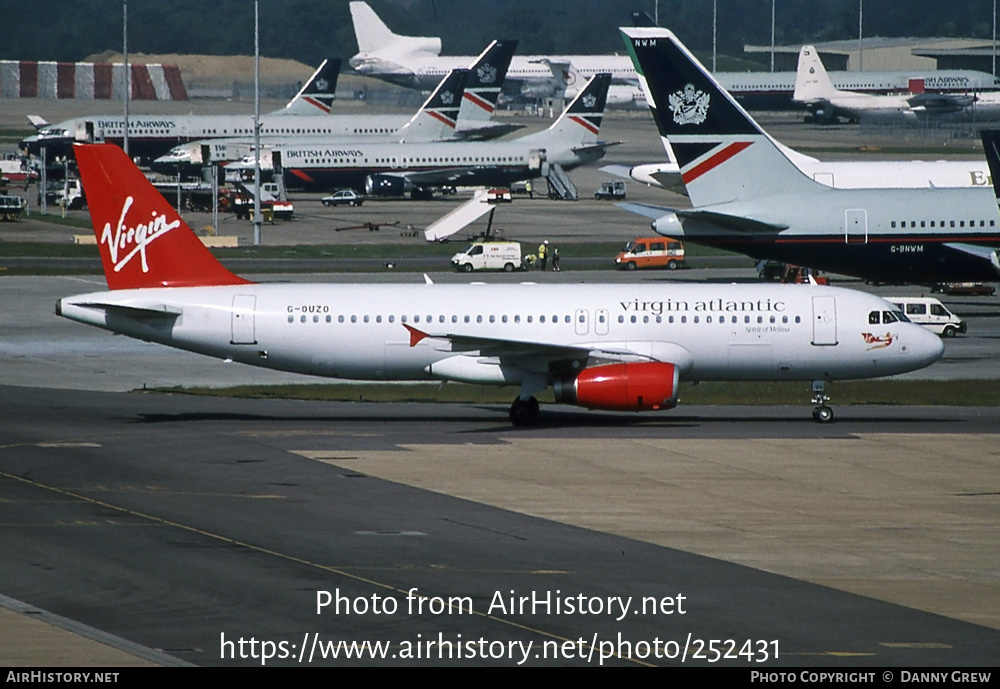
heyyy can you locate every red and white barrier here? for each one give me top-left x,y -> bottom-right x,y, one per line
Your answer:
0,61 -> 187,100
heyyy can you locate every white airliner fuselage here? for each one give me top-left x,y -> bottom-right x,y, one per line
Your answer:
57,282 -> 942,386
613,158 -> 993,192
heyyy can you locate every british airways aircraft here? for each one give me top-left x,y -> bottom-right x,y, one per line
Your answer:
20,59 -> 343,161
56,143 -> 943,425
618,27 -> 1000,284
152,40 -> 523,172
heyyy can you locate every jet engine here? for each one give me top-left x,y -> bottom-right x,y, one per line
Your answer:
553,362 -> 679,411
365,174 -> 412,197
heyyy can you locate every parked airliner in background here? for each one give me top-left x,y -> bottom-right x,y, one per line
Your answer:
793,46 -> 988,124
152,40 -> 521,172
542,59 -> 644,107
21,59 -> 345,161
618,27 -> 1000,284
154,67 -> 471,174
349,0 -> 635,96
348,1 -> 998,109
58,143 -> 943,424
267,73 -> 613,197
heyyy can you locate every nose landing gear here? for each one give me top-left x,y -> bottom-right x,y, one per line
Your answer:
811,380 -> 834,423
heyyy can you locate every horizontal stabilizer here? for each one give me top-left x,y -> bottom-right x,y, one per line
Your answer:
674,208 -> 789,233
75,302 -> 183,319
616,201 -> 674,220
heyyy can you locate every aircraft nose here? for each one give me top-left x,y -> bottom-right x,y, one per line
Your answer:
911,324 -> 945,368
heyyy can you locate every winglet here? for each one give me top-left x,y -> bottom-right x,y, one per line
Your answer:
403,323 -> 429,347
74,143 -> 251,290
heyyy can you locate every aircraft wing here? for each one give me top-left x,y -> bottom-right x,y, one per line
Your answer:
404,325 -> 672,362
906,93 -> 975,113
944,242 -> 1000,272
616,202 -> 788,233
389,167 -> 484,186
616,201 -> 674,219
572,140 -> 624,155
453,122 -> 525,141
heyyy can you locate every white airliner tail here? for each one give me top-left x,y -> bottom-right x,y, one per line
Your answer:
621,28 -> 818,207
794,45 -> 843,104
349,1 -> 441,58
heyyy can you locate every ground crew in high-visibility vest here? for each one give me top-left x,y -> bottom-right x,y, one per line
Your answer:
537,241 -> 548,270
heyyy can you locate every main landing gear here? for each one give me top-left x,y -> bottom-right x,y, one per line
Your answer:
509,395 -> 539,426
810,380 -> 834,423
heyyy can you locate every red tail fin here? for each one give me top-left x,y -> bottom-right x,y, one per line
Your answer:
74,143 -> 250,290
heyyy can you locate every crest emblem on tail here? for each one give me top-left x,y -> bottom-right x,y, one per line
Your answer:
669,84 -> 710,125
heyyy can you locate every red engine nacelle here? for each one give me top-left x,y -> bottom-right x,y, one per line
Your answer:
553,362 -> 679,412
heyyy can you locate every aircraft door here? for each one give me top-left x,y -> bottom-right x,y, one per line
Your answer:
844,209 -> 868,244
529,149 -> 546,172
231,295 -> 257,345
574,309 -> 589,336
595,309 -> 609,336
811,296 -> 838,346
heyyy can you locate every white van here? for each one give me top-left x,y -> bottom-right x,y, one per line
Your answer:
886,297 -> 966,337
451,240 -> 523,272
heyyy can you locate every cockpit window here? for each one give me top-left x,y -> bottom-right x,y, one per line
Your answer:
882,311 -> 898,323
869,311 -> 880,324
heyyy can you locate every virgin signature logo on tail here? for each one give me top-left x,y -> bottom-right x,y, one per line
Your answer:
100,196 -> 181,274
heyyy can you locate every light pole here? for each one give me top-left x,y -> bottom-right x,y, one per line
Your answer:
253,0 -> 262,246
123,0 -> 129,155
770,0 -> 775,72
858,0 -> 864,71
712,0 -> 717,72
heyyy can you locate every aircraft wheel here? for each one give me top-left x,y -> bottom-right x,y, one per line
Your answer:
813,406 -> 834,423
509,396 -> 540,426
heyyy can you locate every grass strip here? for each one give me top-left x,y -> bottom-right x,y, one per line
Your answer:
142,379 -> 1000,407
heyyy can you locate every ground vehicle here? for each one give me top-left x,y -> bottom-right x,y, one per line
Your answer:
451,240 -> 522,272
322,190 -> 365,207
614,237 -> 684,270
0,195 -> 23,221
41,179 -> 85,209
932,283 -> 996,296
595,180 -> 626,200
886,297 -> 966,337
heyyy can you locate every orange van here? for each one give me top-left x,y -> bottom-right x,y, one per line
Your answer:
614,237 -> 685,270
